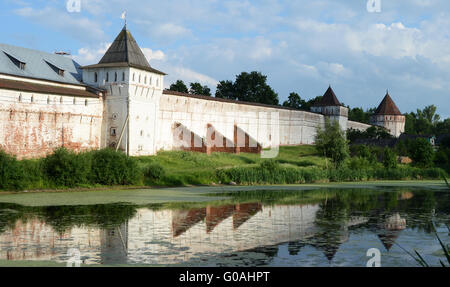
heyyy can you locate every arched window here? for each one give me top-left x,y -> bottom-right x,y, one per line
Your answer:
114,72 -> 118,82
94,72 -> 98,83
122,72 -> 125,81
85,99 -> 88,106
106,72 -> 109,82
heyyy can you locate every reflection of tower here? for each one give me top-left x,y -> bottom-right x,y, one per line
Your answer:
377,213 -> 406,251
100,222 -> 128,265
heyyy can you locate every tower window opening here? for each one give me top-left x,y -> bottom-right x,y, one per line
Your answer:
94,72 -> 98,83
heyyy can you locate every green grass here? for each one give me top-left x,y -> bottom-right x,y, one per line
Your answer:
135,145 -> 327,186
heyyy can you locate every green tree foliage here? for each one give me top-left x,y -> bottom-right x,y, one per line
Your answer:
383,148 -> 397,169
404,105 -> 449,136
409,138 -> 435,167
347,107 -> 375,124
215,71 -> 279,105
189,82 -> 211,96
282,92 -> 305,109
347,126 -> 393,143
215,80 -> 236,100
315,119 -> 350,168
169,80 -> 189,93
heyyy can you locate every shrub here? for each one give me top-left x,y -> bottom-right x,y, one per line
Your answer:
315,119 -> 349,168
90,148 -> 142,185
408,138 -> 434,167
259,159 -> 280,171
0,150 -> 25,190
144,163 -> 166,181
42,148 -> 91,187
383,148 -> 397,169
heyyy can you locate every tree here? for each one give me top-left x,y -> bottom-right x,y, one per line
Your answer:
282,92 -> 305,109
315,119 -> 349,168
215,80 -> 236,100
189,82 -> 211,96
169,80 -> 188,93
348,107 -> 375,124
383,148 -> 397,169
233,71 -> 279,105
408,138 -> 434,167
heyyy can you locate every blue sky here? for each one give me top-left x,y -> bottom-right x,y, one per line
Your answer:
1,0 -> 449,118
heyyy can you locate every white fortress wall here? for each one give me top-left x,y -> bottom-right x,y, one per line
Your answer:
347,120 -> 372,131
0,78 -> 103,159
156,92 -> 326,152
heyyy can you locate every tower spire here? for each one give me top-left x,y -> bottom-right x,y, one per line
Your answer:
121,11 -> 127,27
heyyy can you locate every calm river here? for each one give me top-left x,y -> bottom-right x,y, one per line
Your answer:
0,186 -> 449,267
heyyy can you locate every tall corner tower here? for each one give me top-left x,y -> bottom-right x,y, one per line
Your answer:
370,91 -> 405,137
81,25 -> 166,155
311,86 -> 349,131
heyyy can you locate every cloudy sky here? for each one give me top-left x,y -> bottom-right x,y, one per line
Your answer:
1,0 -> 449,117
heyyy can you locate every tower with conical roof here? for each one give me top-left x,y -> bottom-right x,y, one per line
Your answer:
311,86 -> 349,131
82,25 -> 166,155
370,92 -> 405,137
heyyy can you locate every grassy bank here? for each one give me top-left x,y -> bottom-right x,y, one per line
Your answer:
0,145 -> 448,192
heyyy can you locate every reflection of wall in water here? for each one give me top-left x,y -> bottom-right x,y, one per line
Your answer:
0,218 -> 102,264
126,204 -> 320,265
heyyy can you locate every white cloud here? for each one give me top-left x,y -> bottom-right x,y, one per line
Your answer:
15,6 -> 106,43
73,43 -> 111,65
141,48 -> 166,62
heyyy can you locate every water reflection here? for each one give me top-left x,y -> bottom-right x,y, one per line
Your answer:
0,188 -> 448,266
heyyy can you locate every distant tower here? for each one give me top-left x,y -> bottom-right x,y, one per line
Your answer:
311,86 -> 349,131
370,91 -> 405,137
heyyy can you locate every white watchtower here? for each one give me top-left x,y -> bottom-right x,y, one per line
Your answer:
82,25 -> 166,155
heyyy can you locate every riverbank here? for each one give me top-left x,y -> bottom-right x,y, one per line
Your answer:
0,180 -> 446,207
0,145 -> 448,192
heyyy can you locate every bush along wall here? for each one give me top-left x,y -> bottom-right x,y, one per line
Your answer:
0,148 -> 143,191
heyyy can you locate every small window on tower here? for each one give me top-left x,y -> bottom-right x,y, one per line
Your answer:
106,72 -> 109,82
122,72 -> 125,81
110,127 -> 117,137
94,72 -> 98,83
114,72 -> 118,82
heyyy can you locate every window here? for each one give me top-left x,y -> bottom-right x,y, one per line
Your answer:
45,60 -> 64,77
156,78 -> 159,87
60,97 -> 63,104
18,94 -> 22,102
110,127 -> 117,137
94,72 -> 98,83
144,76 -> 147,84
150,76 -> 152,85
4,52 -> 26,70
85,99 -> 88,106
114,72 -> 118,82
31,95 -> 34,103
47,97 -> 50,104
132,73 -> 135,81
73,98 -> 76,105
122,72 -> 125,81
139,75 -> 141,83
106,72 -> 109,82
140,130 -> 144,137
